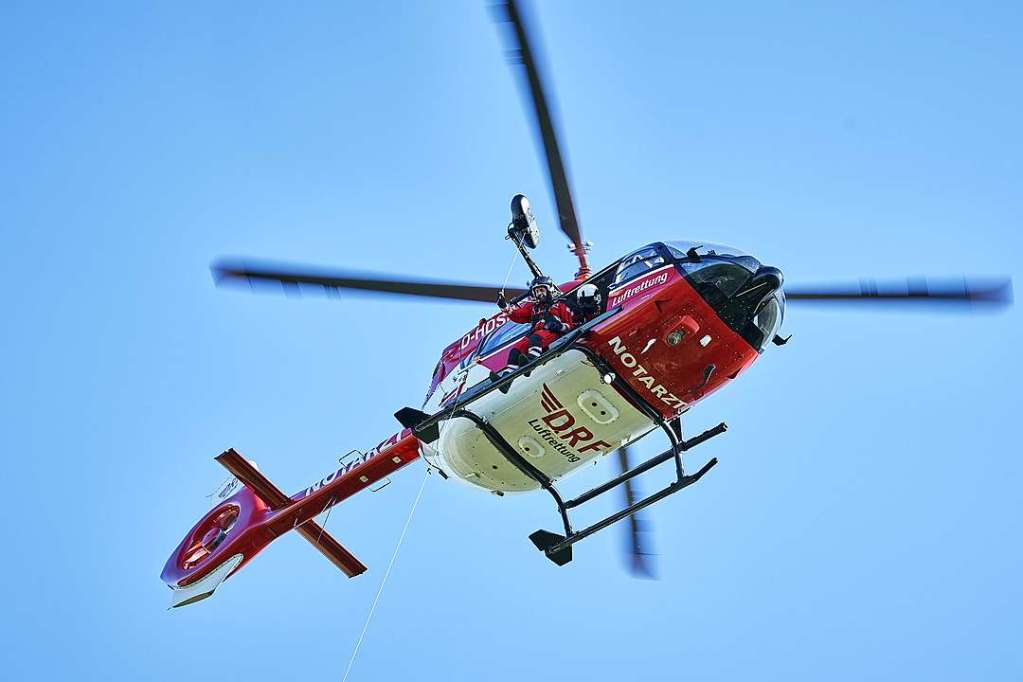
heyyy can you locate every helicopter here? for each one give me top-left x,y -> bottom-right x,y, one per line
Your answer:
161,0 -> 1012,608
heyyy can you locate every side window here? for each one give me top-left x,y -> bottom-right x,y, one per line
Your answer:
478,320 -> 531,357
612,247 -> 665,287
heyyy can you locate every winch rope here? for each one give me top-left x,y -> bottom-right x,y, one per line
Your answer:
315,496 -> 336,543
340,468 -> 430,682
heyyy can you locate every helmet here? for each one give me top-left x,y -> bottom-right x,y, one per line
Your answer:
576,283 -> 601,312
529,275 -> 558,302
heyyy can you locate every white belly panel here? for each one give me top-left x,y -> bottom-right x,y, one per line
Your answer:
431,349 -> 655,492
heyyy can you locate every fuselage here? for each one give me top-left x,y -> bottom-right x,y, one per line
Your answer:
161,241 -> 787,598
420,241 -> 784,492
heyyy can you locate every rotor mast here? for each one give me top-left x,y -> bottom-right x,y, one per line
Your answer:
569,242 -> 591,279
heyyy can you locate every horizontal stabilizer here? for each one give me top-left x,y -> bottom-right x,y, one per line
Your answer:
296,522 -> 367,577
215,449 -> 366,577
215,449 -> 291,509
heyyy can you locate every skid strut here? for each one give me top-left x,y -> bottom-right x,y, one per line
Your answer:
451,410 -> 575,539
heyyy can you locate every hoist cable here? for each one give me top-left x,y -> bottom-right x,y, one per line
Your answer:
340,468 -> 430,682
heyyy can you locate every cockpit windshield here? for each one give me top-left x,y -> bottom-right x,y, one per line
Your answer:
665,241 -> 761,273
665,240 -> 749,258
679,259 -> 753,298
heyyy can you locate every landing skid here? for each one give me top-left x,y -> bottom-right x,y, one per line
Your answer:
462,407 -> 725,567
529,429 -> 722,565
519,345 -> 728,566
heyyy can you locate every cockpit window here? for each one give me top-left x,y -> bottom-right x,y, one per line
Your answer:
679,259 -> 753,298
612,246 -> 665,287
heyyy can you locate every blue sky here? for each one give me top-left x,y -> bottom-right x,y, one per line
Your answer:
1,1 -> 1020,680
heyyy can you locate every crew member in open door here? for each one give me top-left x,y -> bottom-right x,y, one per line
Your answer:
493,275 -> 575,382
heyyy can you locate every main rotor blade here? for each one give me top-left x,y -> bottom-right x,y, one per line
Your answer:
786,277 -> 1012,310
212,260 -> 526,304
496,0 -> 589,275
616,446 -> 656,579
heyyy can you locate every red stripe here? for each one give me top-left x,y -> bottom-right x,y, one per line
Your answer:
541,384 -> 563,409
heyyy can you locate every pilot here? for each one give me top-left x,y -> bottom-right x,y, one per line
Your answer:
492,275 -> 575,384
573,283 -> 602,322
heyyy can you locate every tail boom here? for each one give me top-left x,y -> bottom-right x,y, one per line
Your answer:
161,428 -> 421,606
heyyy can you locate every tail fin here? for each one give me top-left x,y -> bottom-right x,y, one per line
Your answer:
161,430 -> 420,608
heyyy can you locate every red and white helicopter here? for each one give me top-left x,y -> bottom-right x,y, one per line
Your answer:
162,0 -> 1012,607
